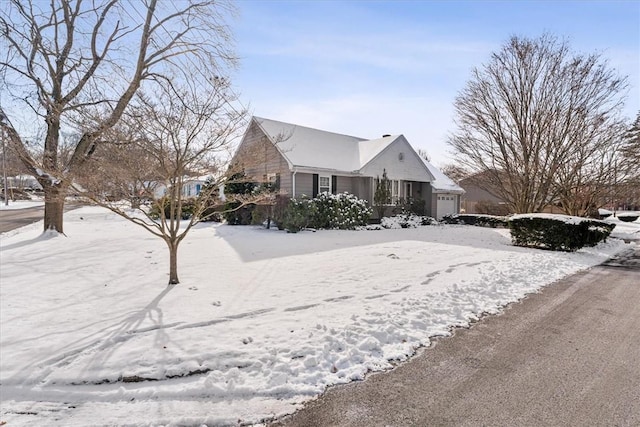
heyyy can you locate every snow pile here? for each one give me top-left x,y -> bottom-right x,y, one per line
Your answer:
0,206 -> 630,426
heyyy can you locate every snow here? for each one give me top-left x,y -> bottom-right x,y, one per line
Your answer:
606,214 -> 640,240
511,212 -> 610,226
421,158 -> 465,194
0,206 -> 634,426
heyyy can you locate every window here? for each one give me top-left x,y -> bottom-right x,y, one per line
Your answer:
319,175 -> 331,193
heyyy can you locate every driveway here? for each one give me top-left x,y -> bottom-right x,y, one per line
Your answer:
272,245 -> 640,427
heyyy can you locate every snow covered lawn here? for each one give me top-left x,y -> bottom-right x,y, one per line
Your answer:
0,207 -> 634,426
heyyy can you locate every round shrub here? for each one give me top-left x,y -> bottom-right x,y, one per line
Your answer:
282,192 -> 372,232
310,192 -> 372,230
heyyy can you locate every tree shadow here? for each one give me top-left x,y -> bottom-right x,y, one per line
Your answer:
8,285 -> 178,386
214,224 -> 526,263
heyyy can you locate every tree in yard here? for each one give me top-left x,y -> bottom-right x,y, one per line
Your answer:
0,0 -> 236,233
439,163 -> 470,184
616,112 -> 640,210
76,79 -> 250,285
448,33 -> 628,214
416,148 -> 431,162
373,168 -> 391,219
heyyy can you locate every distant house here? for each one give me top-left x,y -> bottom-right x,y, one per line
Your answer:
232,116 -> 464,219
459,172 -> 508,215
153,175 -> 212,199
8,174 -> 42,190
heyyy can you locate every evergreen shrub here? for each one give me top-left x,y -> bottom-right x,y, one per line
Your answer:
282,192 -> 372,232
618,215 -> 639,223
509,214 -> 615,252
149,199 -> 196,220
441,213 -> 509,228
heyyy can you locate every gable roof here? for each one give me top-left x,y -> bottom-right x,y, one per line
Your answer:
422,158 -> 465,194
252,116 -> 400,173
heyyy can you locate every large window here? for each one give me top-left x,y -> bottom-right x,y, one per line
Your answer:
319,175 -> 331,193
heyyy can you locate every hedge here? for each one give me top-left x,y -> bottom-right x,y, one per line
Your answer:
509,213 -> 615,252
441,213 -> 509,228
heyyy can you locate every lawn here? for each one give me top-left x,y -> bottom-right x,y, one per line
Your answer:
0,206 -> 634,426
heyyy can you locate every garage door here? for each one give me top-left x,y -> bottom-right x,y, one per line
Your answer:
437,195 -> 456,219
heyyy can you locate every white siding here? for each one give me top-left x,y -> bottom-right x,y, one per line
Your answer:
359,136 -> 432,183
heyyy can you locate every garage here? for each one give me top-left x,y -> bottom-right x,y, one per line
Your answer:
437,194 -> 457,219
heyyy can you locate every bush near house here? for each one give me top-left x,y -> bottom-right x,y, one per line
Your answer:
283,192 -> 372,233
441,213 -> 509,228
149,198 -> 197,220
509,213 -> 615,252
381,213 -> 437,229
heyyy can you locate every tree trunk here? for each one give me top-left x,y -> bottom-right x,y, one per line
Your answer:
43,184 -> 66,233
168,240 -> 180,285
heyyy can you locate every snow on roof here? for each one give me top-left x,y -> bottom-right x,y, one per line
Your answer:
253,117 -> 405,173
421,159 -> 465,194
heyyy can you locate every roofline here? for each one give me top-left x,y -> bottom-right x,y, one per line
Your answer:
252,116 -> 366,141
250,117 -> 295,170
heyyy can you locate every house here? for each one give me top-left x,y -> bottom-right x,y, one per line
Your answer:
459,172 -> 509,215
153,175 -> 213,199
232,116 -> 464,219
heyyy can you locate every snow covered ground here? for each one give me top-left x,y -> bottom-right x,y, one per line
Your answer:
0,206 -> 636,426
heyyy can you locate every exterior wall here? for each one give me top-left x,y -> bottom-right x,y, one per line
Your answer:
424,183 -> 435,218
293,172 -> 314,198
335,175 -> 353,194
459,179 -> 504,214
360,136 -> 432,183
235,121 -> 292,193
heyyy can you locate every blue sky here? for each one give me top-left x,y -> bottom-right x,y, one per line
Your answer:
233,0 -> 640,166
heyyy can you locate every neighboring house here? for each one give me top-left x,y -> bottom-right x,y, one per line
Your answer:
459,172 -> 508,215
153,175 -> 212,199
232,116 -> 463,219
8,174 -> 42,190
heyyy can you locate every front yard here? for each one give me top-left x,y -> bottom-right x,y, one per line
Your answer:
0,206 -> 635,426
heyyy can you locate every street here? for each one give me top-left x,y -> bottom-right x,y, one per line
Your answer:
0,206 -> 45,233
273,245 -> 640,427
0,203 -> 84,233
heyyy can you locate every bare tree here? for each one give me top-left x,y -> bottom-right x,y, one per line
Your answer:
439,163 -> 470,184
76,79 -> 250,284
448,34 -> 628,214
416,148 -> 431,162
0,0 -> 236,233
616,112 -> 640,210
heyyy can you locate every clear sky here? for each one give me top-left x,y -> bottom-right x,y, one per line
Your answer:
233,0 -> 640,167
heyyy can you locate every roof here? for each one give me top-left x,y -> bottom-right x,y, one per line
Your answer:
421,159 -> 465,194
253,117 -> 398,172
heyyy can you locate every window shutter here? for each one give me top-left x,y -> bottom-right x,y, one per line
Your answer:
312,174 -> 319,198
331,175 -> 337,194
